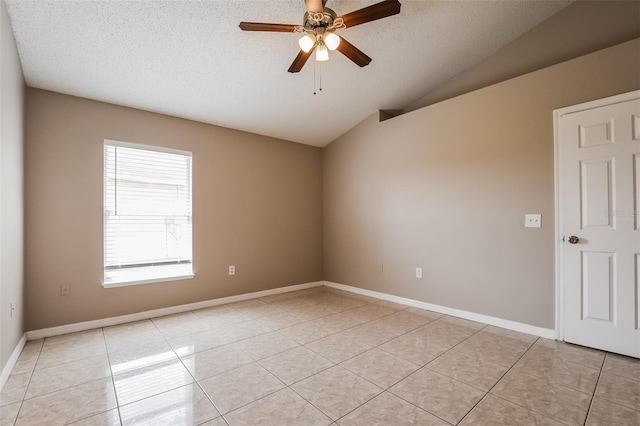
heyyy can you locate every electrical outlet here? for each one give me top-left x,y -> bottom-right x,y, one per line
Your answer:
229,265 -> 235,276
416,267 -> 423,279
525,214 -> 542,228
60,283 -> 71,296
379,263 -> 384,273
10,303 -> 15,318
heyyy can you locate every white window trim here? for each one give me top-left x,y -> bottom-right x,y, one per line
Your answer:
105,139 -> 193,157
102,273 -> 195,289
102,139 -> 194,288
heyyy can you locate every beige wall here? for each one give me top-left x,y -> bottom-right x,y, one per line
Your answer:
0,0 -> 25,371
323,39 -> 640,329
25,89 -> 323,330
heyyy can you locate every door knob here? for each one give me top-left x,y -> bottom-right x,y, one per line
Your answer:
567,235 -> 579,244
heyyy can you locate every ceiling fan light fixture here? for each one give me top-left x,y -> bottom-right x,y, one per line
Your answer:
239,0 -> 401,73
315,43 -> 329,61
298,33 -> 316,53
324,32 -> 340,51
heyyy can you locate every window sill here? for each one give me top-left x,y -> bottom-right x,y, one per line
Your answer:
103,265 -> 194,288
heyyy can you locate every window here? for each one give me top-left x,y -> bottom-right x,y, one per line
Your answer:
103,140 -> 193,287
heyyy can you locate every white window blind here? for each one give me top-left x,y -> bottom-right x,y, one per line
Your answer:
104,140 -> 193,286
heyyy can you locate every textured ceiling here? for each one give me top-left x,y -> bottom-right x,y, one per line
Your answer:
5,0 -> 572,147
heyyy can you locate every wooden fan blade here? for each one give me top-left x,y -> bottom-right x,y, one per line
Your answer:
336,37 -> 372,67
288,49 -> 314,73
305,0 -> 324,13
340,0 -> 401,28
239,22 -> 296,32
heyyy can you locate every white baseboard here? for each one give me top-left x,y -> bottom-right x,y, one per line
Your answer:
27,281 -> 323,340
324,281 -> 556,340
0,333 -> 27,391
26,279 -> 556,342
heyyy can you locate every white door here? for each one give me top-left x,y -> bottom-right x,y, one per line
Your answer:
558,91 -> 640,358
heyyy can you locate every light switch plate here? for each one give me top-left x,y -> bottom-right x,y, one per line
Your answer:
525,214 -> 542,228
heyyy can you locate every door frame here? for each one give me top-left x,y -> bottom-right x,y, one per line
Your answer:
553,89 -> 640,341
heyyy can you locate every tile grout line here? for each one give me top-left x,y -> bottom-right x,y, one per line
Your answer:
284,366 -> 373,424
376,320 -> 585,424
488,343 -> 604,422
585,352 -> 640,415
212,323 -> 336,421
4,293 -> 432,423
582,351 -> 608,426
164,310 -> 231,425
160,294 -> 347,422
456,336 -> 540,425
215,303 -> 352,420
268,297 -> 405,346
11,369 -> 113,420
11,339 -> 44,425
13,288 -> 624,425
35,331 -> 120,423
459,337 -> 606,426
219,294 -> 386,423
106,317 -> 201,420
203,347 -> 290,423
16,302 -> 404,422
379,320 -> 493,425
252,357 -> 333,421
7,292 -> 515,425
201,292 -> 388,423
292,305 -> 416,360
107,314 -> 222,421
300,314 -> 491,425
386,318 -> 527,424
175,293 -> 370,353
189,296 -> 379,357
328,319 -> 475,425
9,335 -> 116,423
100,327 -> 124,426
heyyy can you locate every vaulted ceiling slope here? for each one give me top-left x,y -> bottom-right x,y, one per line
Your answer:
405,0 -> 640,113
6,0 -> 571,147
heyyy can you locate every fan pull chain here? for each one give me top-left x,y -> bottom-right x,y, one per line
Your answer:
313,61 -> 323,96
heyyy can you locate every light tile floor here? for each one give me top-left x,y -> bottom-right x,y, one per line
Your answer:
1,286 -> 639,425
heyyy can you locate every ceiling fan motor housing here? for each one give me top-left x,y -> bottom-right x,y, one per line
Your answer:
302,8 -> 338,32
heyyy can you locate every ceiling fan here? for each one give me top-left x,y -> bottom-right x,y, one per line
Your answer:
239,0 -> 401,73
